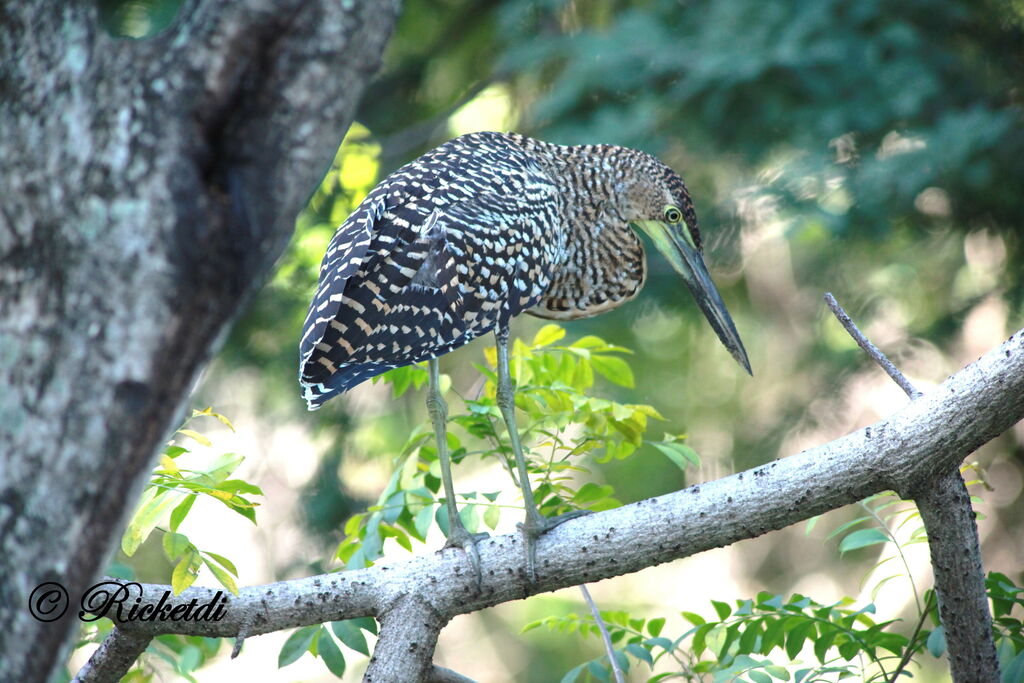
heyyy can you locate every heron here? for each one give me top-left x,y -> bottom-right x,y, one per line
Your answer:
299,131 -> 750,581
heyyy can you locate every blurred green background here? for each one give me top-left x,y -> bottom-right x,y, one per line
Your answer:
99,1 -> 1023,680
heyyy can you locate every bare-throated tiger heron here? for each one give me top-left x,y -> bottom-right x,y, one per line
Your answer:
300,131 -> 750,581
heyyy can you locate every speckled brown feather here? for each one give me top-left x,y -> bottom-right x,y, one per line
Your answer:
299,131 -> 701,408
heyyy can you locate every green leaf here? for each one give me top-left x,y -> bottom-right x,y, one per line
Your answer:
484,504 -> 500,530
749,671 -> 773,683
682,611 -> 706,626
1003,650 -> 1024,683
387,366 -> 413,397
202,452 -> 245,484
171,548 -> 201,595
203,557 -> 238,595
560,662 -> 586,683
176,644 -> 202,673
169,495 -> 196,533
161,532 -> 191,561
712,600 -> 733,620
587,659 -> 610,681
739,620 -> 762,653
177,429 -> 211,447
203,551 -> 238,577
351,616 -> 377,636
706,624 -> 729,658
926,625 -> 946,657
414,505 -> 435,540
625,642 -> 653,665
692,623 -> 713,656
278,626 -> 318,668
786,620 -> 815,659
813,625 -> 837,663
532,324 -> 566,347
332,619 -> 370,656
122,488 -> 181,556
645,637 -> 674,652
590,355 -> 635,388
838,528 -> 889,553
761,618 -> 786,654
317,627 -> 346,677
826,516 -> 873,540
159,454 -> 180,475
649,441 -> 700,470
647,617 -> 665,637
218,479 -> 264,496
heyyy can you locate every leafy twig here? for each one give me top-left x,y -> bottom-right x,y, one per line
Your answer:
886,591 -> 935,683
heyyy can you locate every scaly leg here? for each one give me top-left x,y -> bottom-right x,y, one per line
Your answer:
427,358 -> 486,587
495,328 -> 586,582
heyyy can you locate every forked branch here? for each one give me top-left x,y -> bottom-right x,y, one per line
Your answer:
824,292 -> 999,682
80,325 -> 1024,681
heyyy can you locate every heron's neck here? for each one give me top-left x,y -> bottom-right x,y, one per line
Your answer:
505,134 -> 647,318
507,134 -> 638,222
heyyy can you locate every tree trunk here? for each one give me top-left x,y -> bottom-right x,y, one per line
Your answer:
0,2 -> 398,680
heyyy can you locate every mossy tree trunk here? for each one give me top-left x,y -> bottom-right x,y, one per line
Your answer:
0,3 -> 397,680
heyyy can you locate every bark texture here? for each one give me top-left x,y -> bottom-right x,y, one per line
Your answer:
72,628 -> 151,683
0,2 -> 398,680
915,470 -> 1000,681
79,329 -> 1024,681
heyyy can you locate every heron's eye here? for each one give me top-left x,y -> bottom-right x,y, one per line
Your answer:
663,205 -> 683,223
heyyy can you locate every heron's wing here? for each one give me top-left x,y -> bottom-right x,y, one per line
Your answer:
298,189 -> 387,370
299,190 -> 558,408
299,132 -> 560,407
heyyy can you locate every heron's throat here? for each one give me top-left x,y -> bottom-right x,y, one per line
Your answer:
499,135 -> 649,320
530,157 -> 648,319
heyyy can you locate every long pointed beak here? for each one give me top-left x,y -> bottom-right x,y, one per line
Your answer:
634,220 -> 752,375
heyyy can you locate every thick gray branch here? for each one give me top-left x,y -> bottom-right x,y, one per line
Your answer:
914,471 -> 1000,681
365,595 -> 449,682
825,293 -> 999,682
82,329 -> 1024,680
72,628 -> 151,683
0,2 -> 397,680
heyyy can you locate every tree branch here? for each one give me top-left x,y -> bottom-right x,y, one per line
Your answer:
72,628 -> 151,683
824,293 -> 1000,681
581,584 -> 626,683
428,665 -> 480,683
79,328 -> 1024,680
365,595 -> 449,681
914,471 -> 1000,680
824,292 -> 922,400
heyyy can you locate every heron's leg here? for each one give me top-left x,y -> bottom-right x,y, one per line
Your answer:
495,328 -> 587,582
427,358 -> 486,587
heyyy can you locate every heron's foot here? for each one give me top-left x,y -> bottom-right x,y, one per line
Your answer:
518,509 -> 593,583
444,521 -> 489,591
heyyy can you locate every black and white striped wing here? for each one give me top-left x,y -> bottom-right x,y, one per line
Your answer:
298,132 -> 561,409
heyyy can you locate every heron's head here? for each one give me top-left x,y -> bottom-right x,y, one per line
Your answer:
620,158 -> 752,375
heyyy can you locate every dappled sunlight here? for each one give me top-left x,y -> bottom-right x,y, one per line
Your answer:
91,1 -> 1024,678
449,84 -> 518,137
960,294 -> 1010,361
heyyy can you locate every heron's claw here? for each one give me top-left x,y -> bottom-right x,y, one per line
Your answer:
519,509 -> 592,583
445,521 -> 489,591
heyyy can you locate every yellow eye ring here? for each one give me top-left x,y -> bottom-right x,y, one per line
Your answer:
663,205 -> 683,223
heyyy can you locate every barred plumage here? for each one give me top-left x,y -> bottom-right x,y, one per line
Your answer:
300,131 -> 746,409
299,130 -> 750,582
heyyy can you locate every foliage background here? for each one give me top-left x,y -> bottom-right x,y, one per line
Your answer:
90,0 -> 1024,680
